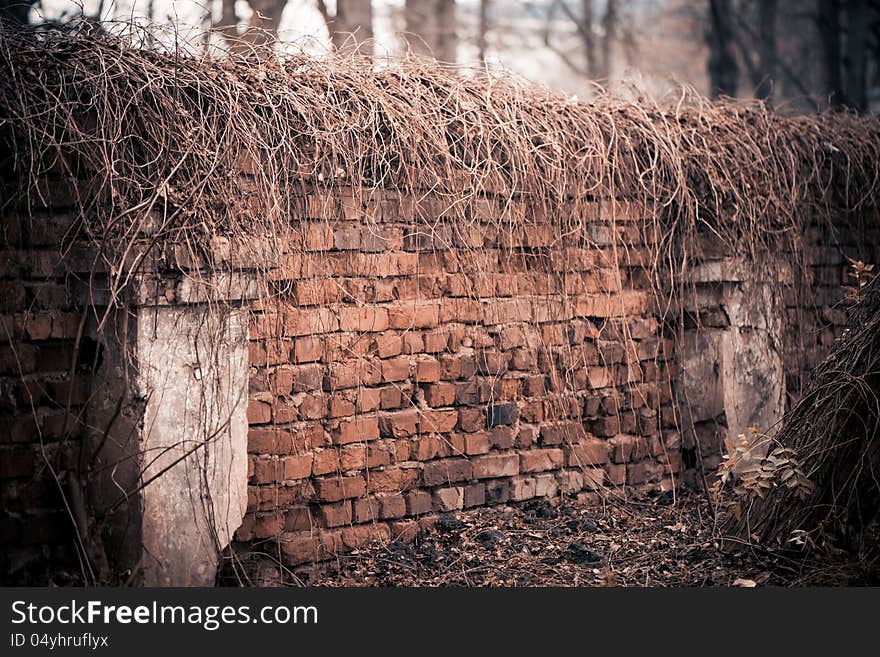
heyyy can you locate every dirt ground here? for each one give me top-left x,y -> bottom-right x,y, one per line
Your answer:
280,491 -> 878,587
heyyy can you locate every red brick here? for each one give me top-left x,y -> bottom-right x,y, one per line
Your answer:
463,483 -> 486,508
341,523 -> 391,550
248,427 -> 293,454
472,454 -> 519,479
540,421 -> 587,445
510,476 -> 537,501
567,439 -> 611,466
339,306 -> 389,332
421,409 -> 458,433
412,435 -> 442,460
247,399 -> 272,424
604,463 -> 626,485
433,487 -> 464,511
379,410 -> 419,438
423,458 -> 473,486
352,497 -> 379,523
368,467 -> 417,493
379,493 -> 407,519
312,449 -> 340,475
373,333 -> 402,358
424,382 -> 456,407
281,533 -> 321,566
414,358 -> 441,382
406,490 -> 433,515
253,457 -> 281,484
282,453 -> 313,480
381,356 -> 410,382
283,307 -> 339,336
316,501 -> 353,527
403,332 -> 425,353
464,432 -> 491,455
284,507 -> 314,531
254,513 -> 284,538
333,417 -> 380,444
329,394 -> 356,418
293,336 -> 323,363
387,301 -> 439,329
299,394 -> 327,420
520,448 -> 565,473
458,408 -> 485,433
389,519 -> 420,542
326,359 -> 381,389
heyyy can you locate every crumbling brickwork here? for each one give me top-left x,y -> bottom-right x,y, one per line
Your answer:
0,204 -> 90,580
2,184 -> 876,580
236,191 -> 679,565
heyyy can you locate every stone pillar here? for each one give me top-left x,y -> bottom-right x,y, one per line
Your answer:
87,276 -> 253,585
677,257 -> 786,472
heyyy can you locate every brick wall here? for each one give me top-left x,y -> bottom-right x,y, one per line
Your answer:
236,191 -> 680,566
2,180 -> 876,580
0,200 -> 92,583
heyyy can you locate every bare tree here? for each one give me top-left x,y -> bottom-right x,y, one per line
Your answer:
316,0 -> 374,57
0,0 -> 36,24
543,0 -> 621,83
477,0 -> 489,63
707,0 -> 739,96
215,0 -> 287,53
404,0 -> 456,62
817,0 -> 845,104
843,0 -> 869,110
756,0 -> 778,100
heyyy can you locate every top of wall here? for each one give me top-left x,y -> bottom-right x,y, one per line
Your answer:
1,25 -> 878,266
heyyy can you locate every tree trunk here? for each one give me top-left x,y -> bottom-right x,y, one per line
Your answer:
581,0 -> 597,77
756,0 -> 778,101
405,0 -> 456,63
327,0 -> 374,58
0,0 -> 36,24
214,0 -> 287,55
844,0 -> 868,111
477,0 -> 489,63
818,0 -> 845,105
707,0 -> 739,97
597,0 -> 618,82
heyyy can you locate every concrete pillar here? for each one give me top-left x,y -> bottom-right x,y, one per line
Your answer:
677,257 -> 786,471
87,287 -> 251,585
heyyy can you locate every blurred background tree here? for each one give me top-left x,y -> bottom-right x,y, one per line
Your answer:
5,0 -> 879,112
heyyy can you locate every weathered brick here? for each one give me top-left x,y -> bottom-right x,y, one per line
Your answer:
424,382 -> 456,407
387,301 -> 439,329
281,533 -> 320,565
381,356 -> 410,382
378,493 -> 407,519
433,486 -> 464,511
406,489 -> 433,516
423,458 -> 473,486
339,306 -> 389,332
316,501 -> 353,527
379,410 -> 420,438
283,453 -> 313,480
333,417 -> 380,444
414,357 -> 441,382
567,439 -> 611,466
520,448 -> 565,473
341,523 -> 391,550
472,454 -> 519,479
420,409 -> 458,433
463,483 -> 486,508
314,475 -> 367,502
368,467 -> 416,493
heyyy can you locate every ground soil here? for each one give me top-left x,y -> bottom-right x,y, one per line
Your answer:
280,491 -> 878,587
